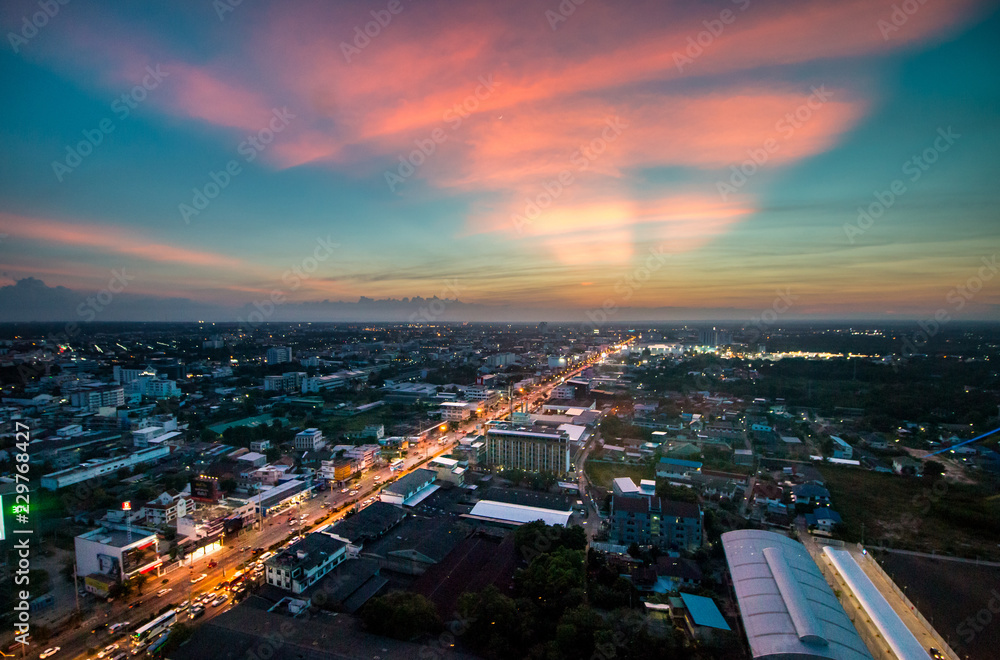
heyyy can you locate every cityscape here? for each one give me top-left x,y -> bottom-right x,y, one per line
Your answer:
1,1 -> 999,660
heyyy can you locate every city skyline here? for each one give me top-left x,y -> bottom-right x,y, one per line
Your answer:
1,0 -> 998,322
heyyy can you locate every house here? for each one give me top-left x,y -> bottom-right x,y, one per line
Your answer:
790,483 -> 830,507
655,457 -> 703,479
143,491 -> 191,527
805,509 -> 842,534
829,436 -> 853,460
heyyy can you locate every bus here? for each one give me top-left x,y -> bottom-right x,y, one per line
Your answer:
389,458 -> 404,472
132,609 -> 176,645
147,631 -> 170,656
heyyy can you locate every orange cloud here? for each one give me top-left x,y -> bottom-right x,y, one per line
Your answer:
0,213 -> 250,270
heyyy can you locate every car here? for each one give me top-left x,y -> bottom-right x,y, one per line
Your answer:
40,648 -> 60,659
176,600 -> 190,611
108,622 -> 130,634
92,622 -> 110,634
128,600 -> 142,609
928,649 -> 945,660
340,488 -> 348,493
156,588 -> 171,597
349,490 -> 358,496
211,595 -> 228,607
191,573 -> 207,584
97,643 -> 119,658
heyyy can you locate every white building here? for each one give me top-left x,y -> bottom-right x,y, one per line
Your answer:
265,533 -> 347,594
143,491 -> 191,527
70,386 -> 125,411
76,525 -> 162,590
830,436 -> 853,460
294,428 -> 325,452
41,445 -> 171,490
264,372 -> 306,392
439,401 -> 472,422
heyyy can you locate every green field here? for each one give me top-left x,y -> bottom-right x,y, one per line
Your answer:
818,465 -> 1000,560
584,460 -> 654,489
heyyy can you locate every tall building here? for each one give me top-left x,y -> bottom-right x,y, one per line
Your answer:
485,424 -> 571,476
266,346 -> 293,365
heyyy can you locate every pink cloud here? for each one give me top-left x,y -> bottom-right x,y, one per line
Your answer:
0,213 -> 250,270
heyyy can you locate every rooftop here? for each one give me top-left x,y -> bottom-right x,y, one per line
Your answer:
721,529 -> 872,660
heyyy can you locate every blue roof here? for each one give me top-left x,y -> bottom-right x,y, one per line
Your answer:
679,593 -> 730,630
658,457 -> 703,469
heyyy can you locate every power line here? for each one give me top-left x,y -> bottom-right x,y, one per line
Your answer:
926,425 -> 1000,457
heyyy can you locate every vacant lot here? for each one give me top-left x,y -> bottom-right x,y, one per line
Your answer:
584,460 -> 654,489
876,551 -> 1000,660
819,466 -> 1000,561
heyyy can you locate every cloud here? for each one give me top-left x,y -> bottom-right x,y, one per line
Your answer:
0,213 -> 251,270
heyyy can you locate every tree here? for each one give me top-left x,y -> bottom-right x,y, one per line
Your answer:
923,460 -> 946,479
457,586 -> 526,659
360,591 -> 441,640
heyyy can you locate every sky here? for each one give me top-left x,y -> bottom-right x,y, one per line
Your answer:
0,0 -> 998,323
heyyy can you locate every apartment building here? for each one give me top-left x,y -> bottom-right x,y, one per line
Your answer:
485,424 -> 571,476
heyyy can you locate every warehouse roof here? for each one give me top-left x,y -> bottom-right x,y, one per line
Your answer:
721,530 -> 872,660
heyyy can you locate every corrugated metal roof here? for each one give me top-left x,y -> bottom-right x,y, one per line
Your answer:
679,593 -> 731,630
468,500 -> 572,526
721,530 -> 872,660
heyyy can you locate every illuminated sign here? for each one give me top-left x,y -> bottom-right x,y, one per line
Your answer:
122,501 -> 132,511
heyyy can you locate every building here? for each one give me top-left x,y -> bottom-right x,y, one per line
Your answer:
76,525 -> 162,593
361,424 -> 385,440
324,502 -> 407,553
143,491 -> 191,527
655,457 -> 703,479
466,500 -> 572,527
264,372 -> 306,392
247,479 -> 310,517
721,530 -> 872,660
266,346 -> 293,365
70,386 -> 125,411
265,532 -> 347,594
294,428 -> 325,452
830,436 -> 853,459
113,365 -> 147,384
429,456 -> 466,485
250,439 -> 271,453
380,468 -> 438,506
790,483 -> 831,507
176,499 -> 253,542
440,401 -> 472,422
485,424 -> 571,476
609,494 -> 702,552
40,445 -> 171,490
301,370 -> 368,393
733,449 -> 754,466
